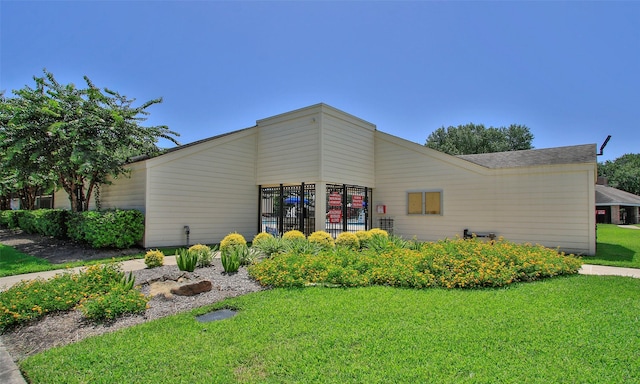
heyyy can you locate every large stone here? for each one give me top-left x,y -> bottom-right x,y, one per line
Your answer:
170,280 -> 212,296
149,280 -> 179,299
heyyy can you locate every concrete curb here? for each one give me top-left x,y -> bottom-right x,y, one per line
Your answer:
0,339 -> 26,384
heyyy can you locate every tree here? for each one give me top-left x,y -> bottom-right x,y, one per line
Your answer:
0,85 -> 59,210
598,154 -> 640,196
425,123 -> 534,155
0,70 -> 180,212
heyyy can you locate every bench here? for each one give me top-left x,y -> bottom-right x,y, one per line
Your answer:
463,229 -> 496,241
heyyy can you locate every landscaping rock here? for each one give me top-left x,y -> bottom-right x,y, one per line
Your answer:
170,280 -> 212,296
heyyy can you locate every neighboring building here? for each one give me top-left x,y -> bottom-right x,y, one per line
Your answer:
54,104 -> 597,254
595,177 -> 640,224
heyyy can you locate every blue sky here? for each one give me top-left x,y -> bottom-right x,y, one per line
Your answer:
1,1 -> 638,162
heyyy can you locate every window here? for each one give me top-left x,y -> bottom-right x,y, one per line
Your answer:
407,190 -> 442,215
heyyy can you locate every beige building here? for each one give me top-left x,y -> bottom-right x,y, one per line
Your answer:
55,104 -> 597,254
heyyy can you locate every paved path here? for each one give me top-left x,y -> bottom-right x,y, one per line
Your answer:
1,260 -> 639,384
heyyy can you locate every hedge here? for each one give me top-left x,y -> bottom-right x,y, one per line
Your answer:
67,209 -> 144,249
1,208 -> 144,249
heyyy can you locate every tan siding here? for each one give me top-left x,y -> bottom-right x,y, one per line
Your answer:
257,113 -> 320,185
143,132 -> 258,247
374,133 -> 596,254
97,164 -> 147,212
321,114 -> 375,186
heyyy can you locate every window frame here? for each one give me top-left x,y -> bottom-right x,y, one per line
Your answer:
406,190 -> 443,216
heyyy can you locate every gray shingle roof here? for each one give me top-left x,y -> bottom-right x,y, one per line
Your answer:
456,144 -> 596,169
596,185 -> 640,206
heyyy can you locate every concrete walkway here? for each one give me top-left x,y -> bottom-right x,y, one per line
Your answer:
0,256 -> 177,293
0,260 -> 639,384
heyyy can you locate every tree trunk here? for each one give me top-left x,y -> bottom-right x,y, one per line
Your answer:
19,186 -> 38,210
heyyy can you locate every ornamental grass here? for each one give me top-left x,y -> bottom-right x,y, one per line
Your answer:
248,237 -> 582,289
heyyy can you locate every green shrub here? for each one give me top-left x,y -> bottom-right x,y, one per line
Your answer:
283,238 -> 323,255
144,249 -> 165,268
220,233 -> 247,253
77,286 -> 148,321
67,209 -> 144,248
335,232 -> 360,250
33,209 -> 68,238
282,230 -> 305,241
0,263 -> 148,331
251,235 -> 285,257
252,232 -> 274,247
221,246 -> 243,273
368,228 -> 389,238
189,244 -> 217,268
0,210 -> 18,229
365,233 -> 393,253
175,248 -> 198,272
308,231 -> 335,250
6,209 -> 69,237
14,210 -> 37,233
355,230 -> 372,248
249,237 -> 583,289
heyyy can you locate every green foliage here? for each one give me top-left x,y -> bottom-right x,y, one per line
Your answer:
120,271 -> 135,291
282,230 -> 306,241
249,237 -> 582,289
598,153 -> 640,195
335,232 -> 360,250
283,237 -> 323,255
175,248 -> 198,272
10,209 -> 68,237
144,249 -> 165,268
250,235 -> 286,257
77,286 -> 148,321
307,230 -> 335,250
188,244 -> 217,267
67,209 -> 144,248
0,70 -> 180,212
0,263 -> 148,331
220,232 -> 247,253
354,230 -> 372,248
368,228 -> 388,238
0,210 -> 18,228
18,278 -> 640,383
425,123 -> 534,155
221,246 -> 243,273
252,231 -> 274,246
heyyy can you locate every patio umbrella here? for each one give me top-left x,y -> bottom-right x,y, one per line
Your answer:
284,197 -> 309,205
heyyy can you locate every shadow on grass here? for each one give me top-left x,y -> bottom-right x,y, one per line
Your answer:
590,243 -> 635,262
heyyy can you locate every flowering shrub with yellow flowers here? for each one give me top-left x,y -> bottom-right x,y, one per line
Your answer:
144,249 -> 165,268
308,231 -> 335,250
0,264 -> 148,331
220,233 -> 247,253
282,230 -> 306,241
248,237 -> 582,289
335,232 -> 360,250
252,232 -> 274,246
188,244 -> 217,267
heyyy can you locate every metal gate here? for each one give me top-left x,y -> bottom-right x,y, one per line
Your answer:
326,184 -> 371,237
259,184 -> 315,236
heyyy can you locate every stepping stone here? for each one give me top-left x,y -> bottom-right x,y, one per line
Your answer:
196,309 -> 237,323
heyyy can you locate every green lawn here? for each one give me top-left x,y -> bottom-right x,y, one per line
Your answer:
582,224 -> 640,269
20,276 -> 640,383
0,244 -> 145,277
